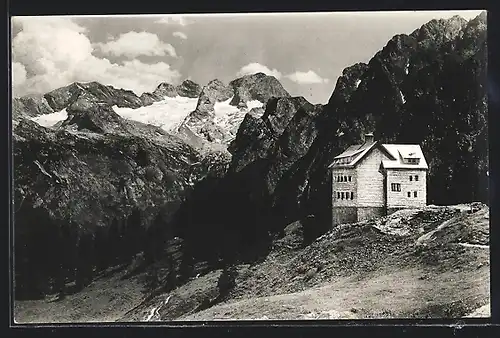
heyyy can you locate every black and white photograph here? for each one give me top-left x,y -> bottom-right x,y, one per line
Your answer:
11,10 -> 489,323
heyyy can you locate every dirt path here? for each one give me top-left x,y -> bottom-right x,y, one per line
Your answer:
14,267 -> 147,324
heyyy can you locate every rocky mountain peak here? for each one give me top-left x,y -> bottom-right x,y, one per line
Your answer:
62,102 -> 128,134
42,81 -> 143,112
152,82 -> 178,98
327,62 -> 368,108
195,79 -> 233,113
176,80 -> 202,98
229,73 -> 290,108
462,12 -> 487,41
411,15 -> 468,46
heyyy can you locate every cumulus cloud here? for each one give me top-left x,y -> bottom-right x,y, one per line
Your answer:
11,17 -> 181,97
285,70 -> 330,84
172,31 -> 188,40
12,62 -> 27,87
155,16 -> 190,26
12,17 -> 93,78
95,31 -> 177,58
236,62 -> 282,79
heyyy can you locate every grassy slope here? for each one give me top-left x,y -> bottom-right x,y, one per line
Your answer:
14,264 -> 147,324
178,204 -> 490,320
14,204 -> 490,322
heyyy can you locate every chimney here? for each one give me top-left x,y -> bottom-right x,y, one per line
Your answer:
364,133 -> 374,144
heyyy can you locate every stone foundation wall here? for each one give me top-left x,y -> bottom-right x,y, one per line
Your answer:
332,206 -> 357,226
387,206 -> 420,216
357,206 -> 385,222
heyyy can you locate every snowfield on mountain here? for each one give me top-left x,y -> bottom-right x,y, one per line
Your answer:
112,96 -> 264,138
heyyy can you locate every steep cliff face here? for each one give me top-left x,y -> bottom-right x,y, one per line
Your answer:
172,96 -> 323,267
308,13 -> 488,208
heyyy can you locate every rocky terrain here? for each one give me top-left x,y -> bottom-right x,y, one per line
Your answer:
12,12 -> 488,322
14,203 -> 489,322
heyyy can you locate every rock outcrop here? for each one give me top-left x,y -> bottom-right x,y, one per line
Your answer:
44,81 -> 144,112
178,79 -> 235,145
229,73 -> 291,108
12,95 -> 54,122
153,82 -> 178,98
176,80 -> 203,98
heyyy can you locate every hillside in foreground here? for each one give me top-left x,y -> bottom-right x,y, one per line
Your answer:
14,203 -> 489,322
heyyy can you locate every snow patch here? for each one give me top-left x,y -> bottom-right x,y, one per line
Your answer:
145,307 -> 157,321
464,303 -> 490,318
355,79 -> 361,88
246,100 -> 264,111
399,90 -> 406,104
405,62 -> 409,75
113,96 -> 198,132
213,97 -> 264,134
31,108 -> 68,127
144,295 -> 172,321
34,160 -> 52,179
458,243 -> 489,249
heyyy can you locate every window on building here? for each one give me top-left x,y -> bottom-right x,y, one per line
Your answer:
409,176 -> 412,181
344,175 -> 347,182
391,183 -> 401,192
337,192 -> 340,199
407,191 -> 411,197
415,175 -> 419,181
350,192 -> 354,200
341,192 -> 344,200
348,176 -> 352,182
414,191 -> 417,197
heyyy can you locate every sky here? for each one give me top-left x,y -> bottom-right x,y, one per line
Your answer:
11,10 -> 484,104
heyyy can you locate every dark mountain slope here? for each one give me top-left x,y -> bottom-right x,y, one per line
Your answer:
172,13 -> 488,274
12,90 -> 230,299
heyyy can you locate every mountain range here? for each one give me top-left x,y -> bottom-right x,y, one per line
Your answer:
12,12 -> 487,300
